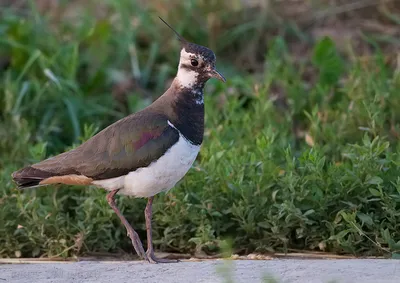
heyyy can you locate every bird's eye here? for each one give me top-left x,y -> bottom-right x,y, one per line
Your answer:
190,59 -> 199,67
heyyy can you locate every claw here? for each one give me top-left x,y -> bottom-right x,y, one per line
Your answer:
146,250 -> 180,264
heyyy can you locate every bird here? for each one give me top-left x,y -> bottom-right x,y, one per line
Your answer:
11,17 -> 225,264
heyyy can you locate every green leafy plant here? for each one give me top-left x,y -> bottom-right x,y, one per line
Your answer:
1,0 -> 400,259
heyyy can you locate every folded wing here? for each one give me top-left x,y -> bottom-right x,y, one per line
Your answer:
12,112 -> 179,189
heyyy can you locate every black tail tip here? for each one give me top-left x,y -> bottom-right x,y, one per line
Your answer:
12,178 -> 41,189
11,169 -> 41,189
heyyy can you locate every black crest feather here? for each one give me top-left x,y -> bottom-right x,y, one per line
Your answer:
158,16 -> 216,63
158,16 -> 187,45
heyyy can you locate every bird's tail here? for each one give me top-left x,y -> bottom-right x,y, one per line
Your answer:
12,166 -> 54,189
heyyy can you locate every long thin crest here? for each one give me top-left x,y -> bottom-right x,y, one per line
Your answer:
158,16 -> 187,45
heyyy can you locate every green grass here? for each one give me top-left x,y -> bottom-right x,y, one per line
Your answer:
1,1 -> 400,259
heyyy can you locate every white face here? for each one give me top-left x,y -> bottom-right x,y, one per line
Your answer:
176,49 -> 202,88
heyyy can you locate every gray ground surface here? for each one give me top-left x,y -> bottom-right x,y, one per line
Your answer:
0,259 -> 399,283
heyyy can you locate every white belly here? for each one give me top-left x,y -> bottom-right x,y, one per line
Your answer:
93,134 -> 200,198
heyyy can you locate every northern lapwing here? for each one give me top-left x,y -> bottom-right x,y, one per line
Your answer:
11,17 -> 225,263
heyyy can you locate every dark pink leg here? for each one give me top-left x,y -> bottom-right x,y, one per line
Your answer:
106,189 -> 148,261
145,196 -> 179,263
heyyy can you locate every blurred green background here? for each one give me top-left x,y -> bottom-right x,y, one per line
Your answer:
1,0 -> 400,259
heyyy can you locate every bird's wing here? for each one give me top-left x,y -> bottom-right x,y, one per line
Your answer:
12,111 -> 180,188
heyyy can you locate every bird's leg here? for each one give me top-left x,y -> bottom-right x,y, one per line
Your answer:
106,189 -> 148,261
145,196 -> 179,263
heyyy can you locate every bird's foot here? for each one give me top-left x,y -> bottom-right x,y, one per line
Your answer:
126,229 -> 147,261
146,250 -> 180,264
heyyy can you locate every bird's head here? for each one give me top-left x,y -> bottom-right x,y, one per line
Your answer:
159,17 -> 226,89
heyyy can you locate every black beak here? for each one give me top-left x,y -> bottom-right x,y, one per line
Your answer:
209,68 -> 226,82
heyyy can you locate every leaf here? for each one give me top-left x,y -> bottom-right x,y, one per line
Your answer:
12,80 -> 30,114
381,228 -> 392,244
216,150 -> 225,159
43,68 -> 61,89
303,209 -> 315,216
330,229 -> 351,240
356,212 -> 374,226
16,49 -> 41,84
366,176 -> 383,185
63,97 -> 81,141
312,37 -> 344,86
339,211 -> 354,223
258,222 -> 271,229
211,211 -> 223,217
272,190 -> 279,202
369,188 -> 381,197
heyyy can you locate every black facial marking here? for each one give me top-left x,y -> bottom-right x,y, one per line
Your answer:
181,63 -> 195,71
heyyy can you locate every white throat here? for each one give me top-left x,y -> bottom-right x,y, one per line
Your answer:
176,66 -> 198,88
176,68 -> 204,104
